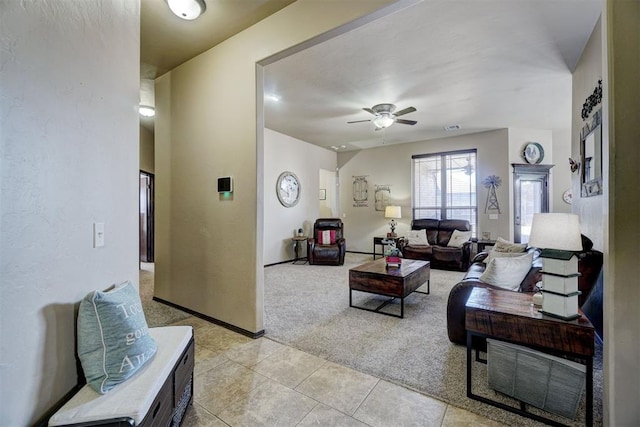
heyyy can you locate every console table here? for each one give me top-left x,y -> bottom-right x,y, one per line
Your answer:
465,287 -> 594,426
372,236 -> 402,260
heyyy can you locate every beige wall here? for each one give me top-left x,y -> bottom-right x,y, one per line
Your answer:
0,2 -> 140,425
337,129 -> 512,252
551,129 -> 573,214
572,18 -> 604,251
263,129 -> 337,265
140,125 -> 155,173
602,1 -> 640,424
155,0 -> 398,334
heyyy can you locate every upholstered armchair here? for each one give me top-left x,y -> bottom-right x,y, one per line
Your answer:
307,218 -> 346,265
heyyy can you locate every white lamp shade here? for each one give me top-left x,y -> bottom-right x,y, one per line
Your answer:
167,0 -> 206,20
528,213 -> 582,251
385,206 -> 402,219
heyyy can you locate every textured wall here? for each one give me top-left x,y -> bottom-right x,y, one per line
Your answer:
263,129 -> 337,266
0,1 -> 140,424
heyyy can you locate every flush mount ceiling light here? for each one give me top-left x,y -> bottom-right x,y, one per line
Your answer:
166,0 -> 206,20
139,105 -> 155,117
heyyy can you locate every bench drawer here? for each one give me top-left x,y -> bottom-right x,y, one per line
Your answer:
139,375 -> 173,427
174,338 -> 194,407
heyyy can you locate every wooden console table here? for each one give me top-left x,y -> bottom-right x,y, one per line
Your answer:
465,287 -> 595,426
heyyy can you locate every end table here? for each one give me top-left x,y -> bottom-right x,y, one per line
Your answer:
292,236 -> 308,264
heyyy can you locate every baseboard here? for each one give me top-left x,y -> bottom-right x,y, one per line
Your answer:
152,296 -> 264,339
264,259 -> 296,267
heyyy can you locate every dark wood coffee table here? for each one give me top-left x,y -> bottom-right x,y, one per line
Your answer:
348,258 -> 430,318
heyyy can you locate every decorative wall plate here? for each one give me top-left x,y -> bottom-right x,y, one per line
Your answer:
563,188 -> 573,205
522,142 -> 544,164
276,171 -> 300,207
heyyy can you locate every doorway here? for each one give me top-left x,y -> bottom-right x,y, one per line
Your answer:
512,164 -> 552,243
140,171 -> 154,262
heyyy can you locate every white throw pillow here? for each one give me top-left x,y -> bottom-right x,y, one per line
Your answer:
447,229 -> 472,248
407,229 -> 429,246
483,249 -> 530,264
479,252 -> 533,291
493,237 -> 527,253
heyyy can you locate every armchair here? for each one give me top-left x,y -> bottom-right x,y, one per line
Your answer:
307,218 -> 346,265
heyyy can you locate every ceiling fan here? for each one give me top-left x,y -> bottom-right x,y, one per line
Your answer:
347,103 -> 417,130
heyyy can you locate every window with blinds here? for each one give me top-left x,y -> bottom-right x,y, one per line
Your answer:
412,150 -> 477,236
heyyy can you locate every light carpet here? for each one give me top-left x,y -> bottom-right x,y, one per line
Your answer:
264,253 -> 603,426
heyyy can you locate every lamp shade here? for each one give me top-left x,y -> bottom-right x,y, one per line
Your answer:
385,206 -> 402,219
528,213 -> 582,251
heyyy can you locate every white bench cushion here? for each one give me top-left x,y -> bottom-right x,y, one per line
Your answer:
49,326 -> 193,426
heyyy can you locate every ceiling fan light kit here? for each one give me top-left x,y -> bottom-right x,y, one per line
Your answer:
348,103 -> 417,130
166,0 -> 206,20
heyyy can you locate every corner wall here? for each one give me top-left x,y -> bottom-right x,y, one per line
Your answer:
154,0 -> 398,334
0,2 -> 140,425
263,129 -> 337,265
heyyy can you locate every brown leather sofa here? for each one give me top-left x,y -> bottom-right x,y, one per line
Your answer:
446,235 -> 603,346
307,218 -> 346,266
398,219 -> 472,271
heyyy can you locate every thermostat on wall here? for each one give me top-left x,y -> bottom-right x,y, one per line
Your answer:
217,176 -> 233,193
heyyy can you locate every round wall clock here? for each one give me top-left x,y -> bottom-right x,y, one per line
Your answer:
562,188 -> 573,205
276,171 -> 300,207
522,142 -> 544,164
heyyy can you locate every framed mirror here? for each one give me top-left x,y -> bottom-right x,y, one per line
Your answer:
581,110 -> 602,197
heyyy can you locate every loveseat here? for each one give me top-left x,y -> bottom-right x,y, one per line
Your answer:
398,219 -> 472,271
446,235 -> 603,346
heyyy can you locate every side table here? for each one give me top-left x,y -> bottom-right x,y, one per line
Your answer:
465,287 -> 594,426
292,236 -> 308,264
475,239 -> 496,253
373,236 -> 403,260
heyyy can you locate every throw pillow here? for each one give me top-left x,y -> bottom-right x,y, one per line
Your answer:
407,229 -> 429,246
317,230 -> 336,245
447,229 -> 472,248
77,281 -> 157,394
479,252 -> 533,291
483,249 -> 531,264
493,237 -> 527,253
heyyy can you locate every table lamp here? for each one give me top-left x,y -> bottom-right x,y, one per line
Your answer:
385,206 -> 401,237
528,213 -> 583,320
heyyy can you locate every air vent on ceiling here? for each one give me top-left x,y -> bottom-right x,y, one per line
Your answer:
444,124 -> 462,131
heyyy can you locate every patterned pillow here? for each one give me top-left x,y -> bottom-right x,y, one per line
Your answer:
483,249 -> 530,264
317,230 -> 336,245
493,237 -> 527,253
407,229 -> 429,246
447,229 -> 472,248
77,281 -> 157,394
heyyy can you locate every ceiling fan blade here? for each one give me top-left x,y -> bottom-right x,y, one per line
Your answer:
394,106 -> 416,117
363,108 -> 376,115
395,119 -> 417,125
347,119 -> 372,124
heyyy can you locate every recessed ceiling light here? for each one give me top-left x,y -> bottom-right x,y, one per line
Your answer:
166,0 -> 206,20
139,105 -> 155,117
444,124 -> 462,131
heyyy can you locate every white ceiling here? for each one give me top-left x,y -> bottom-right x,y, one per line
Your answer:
140,1 -> 601,151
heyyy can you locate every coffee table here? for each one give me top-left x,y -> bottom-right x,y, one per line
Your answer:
348,258 -> 430,318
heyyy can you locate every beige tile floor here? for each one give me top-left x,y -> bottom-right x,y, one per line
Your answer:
168,316 -> 506,427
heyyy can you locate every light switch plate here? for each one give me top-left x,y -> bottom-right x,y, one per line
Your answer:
489,214 -> 498,220
94,222 -> 105,248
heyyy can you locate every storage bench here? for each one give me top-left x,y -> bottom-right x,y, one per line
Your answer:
49,326 -> 194,427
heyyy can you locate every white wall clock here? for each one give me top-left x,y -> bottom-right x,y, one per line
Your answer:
562,188 -> 573,205
522,142 -> 544,164
276,171 -> 300,207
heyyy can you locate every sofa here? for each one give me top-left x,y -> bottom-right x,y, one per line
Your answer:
446,235 -> 604,346
398,219 -> 472,271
